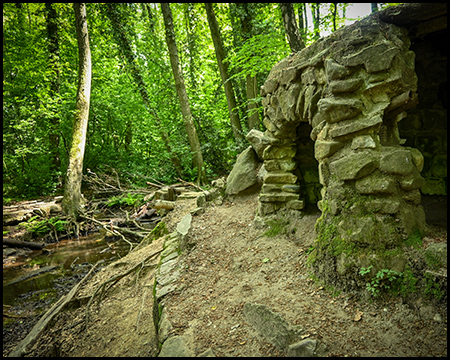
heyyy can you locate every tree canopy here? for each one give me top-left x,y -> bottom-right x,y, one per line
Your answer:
3,3 -> 400,200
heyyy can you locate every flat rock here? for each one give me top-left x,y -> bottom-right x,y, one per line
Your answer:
243,302 -> 302,351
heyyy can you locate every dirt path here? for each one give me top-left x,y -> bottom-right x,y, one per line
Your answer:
161,194 -> 447,357
10,193 -> 447,357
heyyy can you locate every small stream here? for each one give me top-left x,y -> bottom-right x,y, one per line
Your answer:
3,232 -> 131,313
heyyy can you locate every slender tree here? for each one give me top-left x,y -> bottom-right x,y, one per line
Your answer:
280,3 -> 305,53
62,3 -> 91,220
311,3 -> 321,41
297,3 -> 307,43
204,3 -> 245,146
105,4 -> 183,177
236,3 -> 260,130
161,3 -> 206,185
45,3 -> 61,183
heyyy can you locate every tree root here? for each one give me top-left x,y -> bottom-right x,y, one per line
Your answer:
8,262 -> 99,357
80,214 -> 142,253
83,247 -> 163,331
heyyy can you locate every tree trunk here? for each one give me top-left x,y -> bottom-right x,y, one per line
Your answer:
237,3 -> 260,131
161,3 -> 206,185
204,3 -> 245,147
246,74 -> 260,130
311,4 -> 321,41
62,3 -> 91,220
45,3 -> 61,183
332,4 -> 338,32
297,3 -> 307,43
280,3 -> 305,53
105,4 -> 183,177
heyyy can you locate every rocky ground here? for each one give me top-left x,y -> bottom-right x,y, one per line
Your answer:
4,192 -> 447,357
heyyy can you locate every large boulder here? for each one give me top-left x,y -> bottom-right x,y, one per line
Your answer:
226,146 -> 261,195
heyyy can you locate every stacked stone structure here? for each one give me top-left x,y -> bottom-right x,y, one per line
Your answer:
255,10 -> 442,289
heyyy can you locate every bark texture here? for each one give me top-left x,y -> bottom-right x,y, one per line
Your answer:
161,3 -> 206,184
205,3 -> 244,146
62,3 -> 91,219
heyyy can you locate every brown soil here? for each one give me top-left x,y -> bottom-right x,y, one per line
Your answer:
8,193 -> 447,357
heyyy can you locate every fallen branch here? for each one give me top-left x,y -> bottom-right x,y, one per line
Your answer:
3,238 -> 44,250
8,262 -> 99,357
176,178 -> 205,192
80,215 -> 144,253
84,248 -> 163,330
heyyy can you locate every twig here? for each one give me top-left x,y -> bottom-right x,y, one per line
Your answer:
176,177 -> 204,192
79,215 -> 141,253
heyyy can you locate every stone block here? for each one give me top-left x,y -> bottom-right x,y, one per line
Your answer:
343,42 -> 399,73
318,162 -> 330,185
264,172 -> 298,184
246,129 -> 269,161
314,140 -> 344,160
380,148 -> 415,175
264,159 -> 297,172
257,202 -> 278,216
317,98 -> 363,124
262,183 -> 284,193
301,68 -> 316,85
351,135 -> 376,150
324,58 -> 350,80
259,192 -> 299,203
263,78 -> 279,94
328,78 -> 363,93
329,116 -> 383,138
286,199 -> 305,210
329,151 -> 378,181
282,184 -> 302,193
263,145 -> 296,160
408,147 -> 424,173
263,116 -> 279,133
365,198 -> 401,214
355,171 -> 396,194
399,171 -> 425,191
280,66 -> 300,85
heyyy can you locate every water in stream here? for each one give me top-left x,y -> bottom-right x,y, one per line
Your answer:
3,233 -> 130,311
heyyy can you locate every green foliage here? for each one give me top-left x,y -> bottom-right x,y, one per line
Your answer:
226,33 -> 289,79
359,266 -> 403,297
106,193 -> 145,208
263,218 -> 289,237
19,216 -> 67,237
3,3 -> 381,199
149,222 -> 169,242
403,231 -> 423,248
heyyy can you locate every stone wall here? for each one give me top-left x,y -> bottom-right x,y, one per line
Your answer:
256,13 -> 434,290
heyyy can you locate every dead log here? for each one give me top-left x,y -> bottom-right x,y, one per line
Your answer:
3,238 -> 44,250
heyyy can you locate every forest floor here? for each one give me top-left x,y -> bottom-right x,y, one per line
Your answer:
4,192 -> 447,357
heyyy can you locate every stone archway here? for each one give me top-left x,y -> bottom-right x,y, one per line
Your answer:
257,15 -> 428,290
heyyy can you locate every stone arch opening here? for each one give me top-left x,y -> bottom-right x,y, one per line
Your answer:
253,4 -> 446,291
